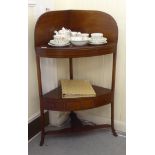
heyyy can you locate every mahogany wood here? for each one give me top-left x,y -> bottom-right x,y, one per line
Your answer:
36,55 -> 45,145
111,52 -> 118,136
69,58 -> 73,79
34,10 -> 118,146
35,43 -> 117,58
45,112 -> 111,136
45,124 -> 111,136
35,10 -> 118,46
42,86 -> 112,111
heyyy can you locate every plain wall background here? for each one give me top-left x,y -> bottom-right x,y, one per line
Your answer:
28,0 -> 126,131
28,0 -> 58,122
28,6 -> 40,119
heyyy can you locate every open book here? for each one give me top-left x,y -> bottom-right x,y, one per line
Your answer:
61,79 -> 96,98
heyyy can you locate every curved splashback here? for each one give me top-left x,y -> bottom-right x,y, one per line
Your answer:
35,10 -> 118,46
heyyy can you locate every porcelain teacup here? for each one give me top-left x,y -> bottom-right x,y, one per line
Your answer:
53,35 -> 69,45
81,33 -> 89,40
71,31 -> 78,37
91,33 -> 104,42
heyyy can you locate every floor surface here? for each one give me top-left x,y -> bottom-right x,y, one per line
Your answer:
29,129 -> 126,155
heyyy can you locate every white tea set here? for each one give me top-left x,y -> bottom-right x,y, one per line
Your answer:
48,27 -> 107,47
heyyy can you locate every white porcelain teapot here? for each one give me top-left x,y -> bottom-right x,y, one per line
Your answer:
54,27 -> 71,40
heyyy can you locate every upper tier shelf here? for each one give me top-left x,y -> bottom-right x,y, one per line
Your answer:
35,42 -> 117,58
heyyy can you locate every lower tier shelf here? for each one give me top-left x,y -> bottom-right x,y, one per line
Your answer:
45,124 -> 111,135
40,112 -> 118,146
41,85 -> 113,111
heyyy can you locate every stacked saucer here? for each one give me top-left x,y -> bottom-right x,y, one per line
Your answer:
89,33 -> 107,45
48,40 -> 70,47
48,34 -> 70,47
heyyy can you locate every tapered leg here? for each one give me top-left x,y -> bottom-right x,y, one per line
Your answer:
111,52 -> 117,137
40,131 -> 45,146
40,109 -> 45,146
36,56 -> 45,145
111,100 -> 118,136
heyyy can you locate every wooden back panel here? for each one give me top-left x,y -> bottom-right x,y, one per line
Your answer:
35,11 -> 69,46
68,10 -> 118,42
35,10 -> 118,46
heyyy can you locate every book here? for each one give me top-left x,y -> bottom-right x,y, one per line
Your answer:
61,79 -> 96,98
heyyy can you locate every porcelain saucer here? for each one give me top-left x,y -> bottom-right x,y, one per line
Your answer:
48,40 -> 70,47
89,40 -> 107,45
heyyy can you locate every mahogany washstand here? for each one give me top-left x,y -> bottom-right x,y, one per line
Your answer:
35,10 -> 118,146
